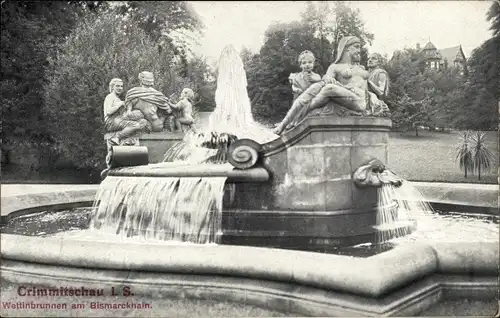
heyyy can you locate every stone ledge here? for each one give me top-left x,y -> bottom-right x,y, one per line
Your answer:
1,259 -> 496,317
139,131 -> 184,140
1,233 -> 498,298
0,185 -> 99,219
409,181 -> 498,209
262,116 -> 392,156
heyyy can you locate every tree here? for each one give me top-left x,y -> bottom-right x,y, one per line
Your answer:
246,1 -> 374,124
487,0 -> 500,37
329,1 -> 374,65
455,131 -> 474,178
300,1 -> 374,72
0,1 -> 104,163
43,12 -> 191,170
386,46 -> 469,132
455,130 -> 494,180
470,131 -> 494,180
447,1 -> 499,130
391,94 -> 433,136
113,1 -> 203,53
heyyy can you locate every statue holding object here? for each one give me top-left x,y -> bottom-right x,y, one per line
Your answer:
273,36 -> 391,135
289,50 -> 322,101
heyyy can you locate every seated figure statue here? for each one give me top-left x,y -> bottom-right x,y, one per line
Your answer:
124,71 -> 172,132
273,36 -> 390,135
103,78 -> 150,146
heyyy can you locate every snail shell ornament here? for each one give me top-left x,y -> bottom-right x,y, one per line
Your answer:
227,139 -> 262,170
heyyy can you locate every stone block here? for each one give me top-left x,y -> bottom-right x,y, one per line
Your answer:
325,179 -> 353,210
351,131 -> 389,146
263,150 -> 288,182
323,146 -> 352,179
310,131 -> 352,145
139,132 -> 184,163
287,146 -> 325,179
275,179 -> 326,211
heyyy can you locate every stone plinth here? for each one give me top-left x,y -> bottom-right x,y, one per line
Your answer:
139,131 -> 184,163
230,116 -> 391,211
223,116 -> 394,248
137,112 -> 213,163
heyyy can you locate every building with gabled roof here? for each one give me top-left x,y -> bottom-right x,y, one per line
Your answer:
419,41 -> 467,74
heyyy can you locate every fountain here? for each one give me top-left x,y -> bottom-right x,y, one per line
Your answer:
92,44 -> 414,251
1,41 -> 498,317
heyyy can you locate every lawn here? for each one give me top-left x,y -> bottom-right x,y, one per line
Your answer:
1,130 -> 498,185
388,130 -> 498,184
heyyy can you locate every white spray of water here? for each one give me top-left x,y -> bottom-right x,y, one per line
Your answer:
164,45 -> 278,164
205,45 -> 279,144
375,182 -> 435,243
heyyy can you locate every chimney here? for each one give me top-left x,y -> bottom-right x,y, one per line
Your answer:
416,42 -> 421,51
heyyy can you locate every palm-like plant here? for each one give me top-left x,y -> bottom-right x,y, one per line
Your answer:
456,131 -> 473,178
470,131 -> 494,180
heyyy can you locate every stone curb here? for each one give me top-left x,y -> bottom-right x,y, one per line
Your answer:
1,233 -> 498,298
409,181 -> 498,209
1,260 -> 496,316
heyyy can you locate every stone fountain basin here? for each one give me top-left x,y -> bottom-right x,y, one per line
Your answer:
1,233 -> 498,317
1,184 -> 498,316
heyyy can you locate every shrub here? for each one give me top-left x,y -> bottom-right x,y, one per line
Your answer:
44,12 -> 189,170
455,130 -> 494,180
455,131 -> 473,178
469,131 -> 494,180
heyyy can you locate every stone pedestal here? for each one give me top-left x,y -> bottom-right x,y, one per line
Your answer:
138,112 -> 213,163
222,116 -> 396,250
139,132 -> 184,163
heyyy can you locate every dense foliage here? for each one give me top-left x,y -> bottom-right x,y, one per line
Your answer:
1,1 -> 214,171
0,1 -> 104,161
1,0 -> 497,178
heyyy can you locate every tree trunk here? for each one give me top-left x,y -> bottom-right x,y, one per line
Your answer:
415,127 -> 419,137
478,165 -> 481,180
464,167 -> 467,178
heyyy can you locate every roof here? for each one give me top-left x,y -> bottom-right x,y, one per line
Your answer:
422,41 -> 437,51
438,46 -> 466,64
420,41 -> 441,59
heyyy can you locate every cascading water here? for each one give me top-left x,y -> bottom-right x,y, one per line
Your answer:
90,176 -> 226,243
89,45 -> 278,243
375,181 -> 434,243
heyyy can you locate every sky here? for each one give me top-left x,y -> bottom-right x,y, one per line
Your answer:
189,1 -> 494,63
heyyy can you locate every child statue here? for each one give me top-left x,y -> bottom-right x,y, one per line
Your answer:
288,50 -> 322,101
169,88 -> 196,132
